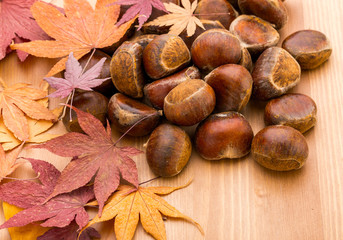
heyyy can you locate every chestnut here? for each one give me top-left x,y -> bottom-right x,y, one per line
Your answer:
239,47 -> 253,72
252,47 -> 301,100
110,41 -> 147,98
164,79 -> 216,126
143,34 -> 191,80
251,125 -> 309,171
191,29 -> 242,73
194,0 -> 238,29
179,20 -> 225,50
146,123 -> 192,177
108,93 -> 161,137
282,30 -> 332,70
264,93 -> 317,133
205,64 -> 253,112
63,91 -> 108,133
194,112 -> 254,160
131,34 -> 158,48
238,0 -> 288,29
144,66 -> 201,109
230,15 -> 280,57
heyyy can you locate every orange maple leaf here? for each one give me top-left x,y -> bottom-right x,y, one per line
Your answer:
11,0 -> 136,77
0,79 -> 57,141
82,181 -> 204,240
0,143 -> 24,183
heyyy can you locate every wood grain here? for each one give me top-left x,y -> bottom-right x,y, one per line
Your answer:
1,0 -> 343,239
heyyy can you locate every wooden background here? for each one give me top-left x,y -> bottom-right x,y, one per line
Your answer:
1,0 -> 343,239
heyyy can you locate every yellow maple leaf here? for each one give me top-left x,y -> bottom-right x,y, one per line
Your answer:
82,181 -> 204,240
2,202 -> 49,240
144,0 -> 205,37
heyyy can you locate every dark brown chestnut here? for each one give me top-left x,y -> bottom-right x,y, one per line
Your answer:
63,91 -> 109,133
251,125 -> 309,171
191,29 -> 242,73
108,93 -> 161,137
282,30 -> 332,70
144,66 -> 201,109
195,112 -> 254,160
164,79 -> 216,126
252,47 -> 301,100
264,93 -> 317,133
143,34 -> 191,79
205,64 -> 253,112
146,123 -> 192,177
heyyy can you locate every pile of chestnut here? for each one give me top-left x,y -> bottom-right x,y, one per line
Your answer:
63,0 -> 332,175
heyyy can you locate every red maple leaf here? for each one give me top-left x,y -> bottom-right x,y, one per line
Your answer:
0,159 -> 95,230
0,0 -> 50,61
33,106 -> 142,216
37,220 -> 100,240
114,0 -> 167,29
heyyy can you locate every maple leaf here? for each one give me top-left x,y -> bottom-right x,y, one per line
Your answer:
2,202 -> 49,240
0,0 -> 50,61
144,0 -> 205,36
114,0 -> 167,30
0,185 -> 95,230
44,52 -> 110,99
33,106 -> 142,216
0,143 -> 23,183
37,220 -> 100,240
0,158 -> 60,209
0,79 -> 57,141
10,0 -> 137,77
81,181 -> 204,240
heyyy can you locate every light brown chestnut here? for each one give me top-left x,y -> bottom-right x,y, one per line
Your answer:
205,64 -> 253,112
264,93 -> 317,133
110,41 -> 147,98
238,0 -> 288,29
191,29 -> 242,72
180,20 -> 225,50
146,123 -> 192,177
194,0 -> 238,29
251,125 -> 309,171
144,66 -> 201,109
131,34 -> 158,48
252,47 -> 301,100
282,30 -> 332,70
143,34 -> 191,80
195,112 -> 254,160
63,91 -> 108,133
108,93 -> 161,136
239,47 -> 253,72
164,79 -> 216,126
230,15 -> 280,57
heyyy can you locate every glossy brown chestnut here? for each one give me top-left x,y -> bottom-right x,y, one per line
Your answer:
146,123 -> 192,177
282,30 -> 332,70
63,91 -> 108,133
144,66 -> 201,109
230,15 -> 280,57
194,0 -> 238,29
264,93 -> 317,133
180,20 -> 225,50
108,93 -> 161,136
238,0 -> 288,29
195,112 -> 254,160
110,41 -> 147,98
164,79 -> 216,126
252,47 -> 301,100
205,64 -> 253,112
191,29 -> 242,72
239,47 -> 253,72
251,125 -> 309,171
131,34 -> 158,48
143,34 -> 191,79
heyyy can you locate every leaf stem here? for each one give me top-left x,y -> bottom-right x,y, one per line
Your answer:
69,89 -> 76,122
139,176 -> 161,186
80,48 -> 96,76
59,92 -> 72,120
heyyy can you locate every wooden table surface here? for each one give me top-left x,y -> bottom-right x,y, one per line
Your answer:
1,0 -> 343,239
